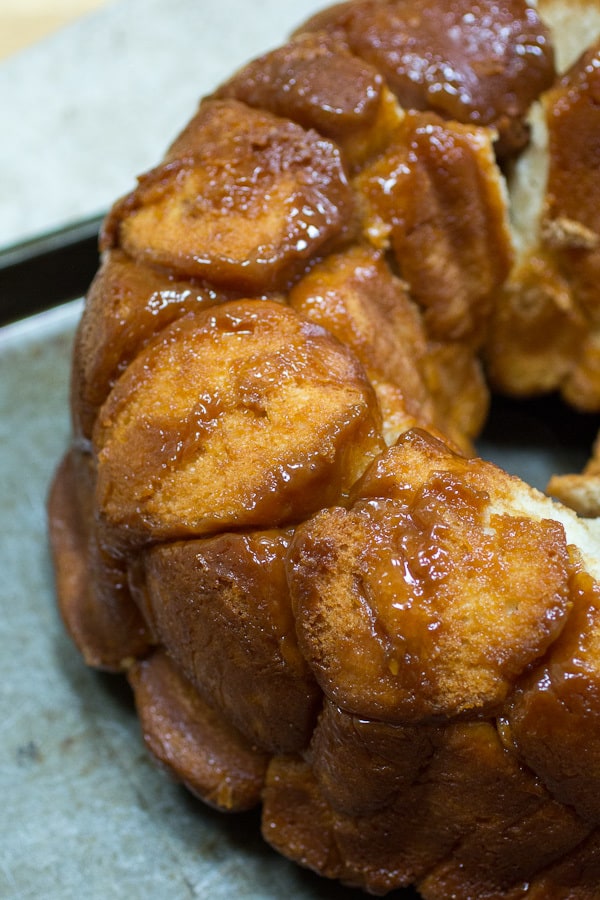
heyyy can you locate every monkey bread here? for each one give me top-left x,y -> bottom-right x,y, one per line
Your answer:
48,1 -> 600,896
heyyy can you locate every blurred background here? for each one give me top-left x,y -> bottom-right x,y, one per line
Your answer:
0,0 -> 110,59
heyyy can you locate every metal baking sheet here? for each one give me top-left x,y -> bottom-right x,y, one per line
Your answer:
1,301 -> 596,899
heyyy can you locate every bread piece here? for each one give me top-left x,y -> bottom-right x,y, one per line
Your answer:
289,243 -> 437,444
214,31 -> 403,171
71,249 -> 235,440
295,0 -> 555,157
522,830 -> 600,899
414,722 -> 589,899
47,450 -> 151,671
548,433 -> 600,516
307,699 -> 440,817
288,243 -> 491,452
131,530 -> 320,754
537,0 -> 600,72
129,650 -> 268,812
93,299 -> 385,551
288,429 -> 581,723
263,718 -> 589,896
502,558 -> 600,822
421,341 -> 489,449
354,111 -> 513,344
102,99 -> 356,293
261,755 -> 344,883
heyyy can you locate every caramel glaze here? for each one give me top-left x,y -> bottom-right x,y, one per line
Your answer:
354,110 -> 513,344
214,31 -> 386,142
93,299 -> 385,554
288,429 -> 572,724
102,99 -> 357,294
295,0 -> 555,158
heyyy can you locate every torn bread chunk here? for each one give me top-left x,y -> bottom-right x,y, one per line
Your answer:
288,428 -> 600,723
537,0 -> 600,72
421,341 -> 490,453
548,432 -> 600,517
488,39 -> 600,410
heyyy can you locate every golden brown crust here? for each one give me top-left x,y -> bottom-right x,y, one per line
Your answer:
522,830 -> 600,900
103,99 -> 357,293
544,45 -> 600,311
288,429 -> 573,723
502,560 -> 600,823
307,700 -> 441,817
48,450 -> 152,671
214,32 -> 383,139
421,340 -> 490,449
354,111 -> 513,344
263,718 -> 589,896
289,243 -> 437,444
93,299 -> 385,551
131,530 -> 321,753
214,32 -> 405,172
261,755 -> 344,882
485,252 -> 587,397
128,650 -> 269,811
414,721 -> 589,899
71,249 -> 235,440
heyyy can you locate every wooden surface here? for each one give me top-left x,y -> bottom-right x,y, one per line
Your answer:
0,0 -> 110,60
